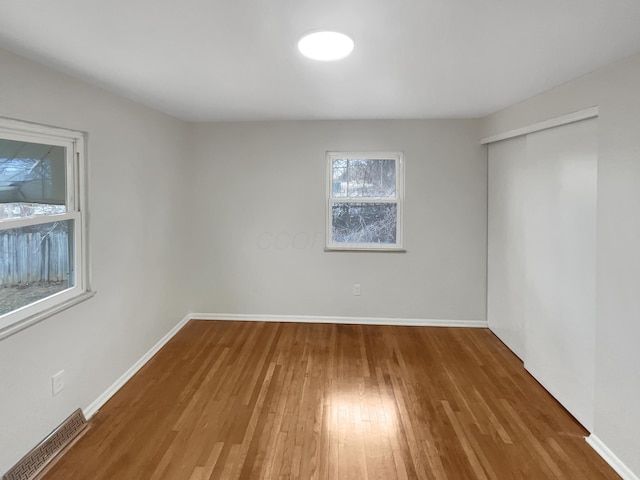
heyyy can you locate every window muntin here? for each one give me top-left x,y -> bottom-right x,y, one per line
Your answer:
0,118 -> 88,336
327,152 -> 403,251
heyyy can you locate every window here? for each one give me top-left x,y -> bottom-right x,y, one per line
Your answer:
0,117 -> 91,339
326,151 -> 404,251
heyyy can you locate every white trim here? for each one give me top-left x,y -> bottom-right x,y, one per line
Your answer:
0,290 -> 95,341
326,151 -> 404,251
0,211 -> 78,229
77,135 -> 92,293
480,106 -> 599,144
326,151 -> 403,160
525,362 -> 593,432
81,311 -> 485,422
586,435 -> 640,480
0,117 -> 90,336
324,247 -> 407,253
83,313 -> 191,419
188,312 -> 487,328
0,116 -> 84,141
69,311 -> 640,480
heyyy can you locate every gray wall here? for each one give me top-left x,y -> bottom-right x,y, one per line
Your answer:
10,41 -> 638,478
0,48 -> 191,473
0,50 -> 489,474
188,120 -> 487,321
482,52 -> 640,477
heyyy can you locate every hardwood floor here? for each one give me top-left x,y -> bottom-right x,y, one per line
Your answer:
42,321 -> 619,479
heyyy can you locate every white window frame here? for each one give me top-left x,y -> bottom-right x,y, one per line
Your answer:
326,151 -> 404,251
0,117 -> 93,340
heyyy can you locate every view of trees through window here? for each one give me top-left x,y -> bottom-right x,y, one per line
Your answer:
330,157 -> 399,245
331,202 -> 397,244
331,158 -> 396,198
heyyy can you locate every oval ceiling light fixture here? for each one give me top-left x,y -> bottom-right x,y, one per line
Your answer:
297,31 -> 354,61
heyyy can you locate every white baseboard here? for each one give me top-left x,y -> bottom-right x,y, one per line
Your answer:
189,312 -> 487,328
81,312 -> 486,421
83,313 -> 191,419
56,312 -> 640,480
586,434 -> 640,480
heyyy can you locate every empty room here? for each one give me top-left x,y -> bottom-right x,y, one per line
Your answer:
1,0 -> 640,479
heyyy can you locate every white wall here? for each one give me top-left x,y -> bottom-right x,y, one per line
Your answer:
0,48 -> 191,474
2,39 -> 638,478
0,51 -> 489,474
0,54 -> 489,474
188,120 -> 487,321
2,37 -> 637,480
482,52 -> 640,477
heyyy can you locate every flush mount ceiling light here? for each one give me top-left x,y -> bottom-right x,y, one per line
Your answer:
297,31 -> 354,61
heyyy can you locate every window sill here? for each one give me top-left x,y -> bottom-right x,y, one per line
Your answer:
0,290 -> 97,341
324,248 -> 407,253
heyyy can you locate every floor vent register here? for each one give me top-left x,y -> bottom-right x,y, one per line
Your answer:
3,409 -> 88,480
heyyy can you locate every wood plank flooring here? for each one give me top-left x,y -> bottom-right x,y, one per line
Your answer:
42,321 -> 619,479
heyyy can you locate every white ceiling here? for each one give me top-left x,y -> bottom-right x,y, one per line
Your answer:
1,0 -> 640,122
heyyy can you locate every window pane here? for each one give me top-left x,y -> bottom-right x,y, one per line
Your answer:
331,159 -> 348,197
0,220 -> 74,316
332,203 -> 397,244
332,158 -> 396,198
0,138 -> 67,220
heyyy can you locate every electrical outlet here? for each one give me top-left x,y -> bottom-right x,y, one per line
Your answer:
52,370 -> 65,396
353,283 -> 361,296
